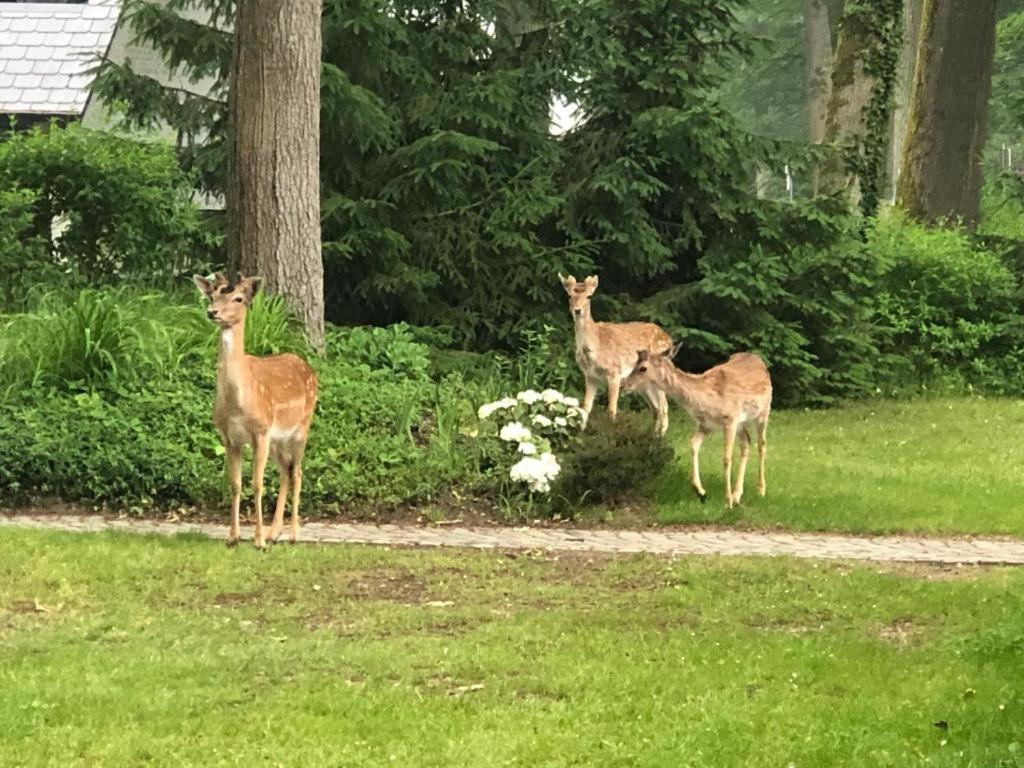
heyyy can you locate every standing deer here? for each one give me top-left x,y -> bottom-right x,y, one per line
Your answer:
624,346 -> 772,508
193,273 -> 318,548
559,273 -> 672,435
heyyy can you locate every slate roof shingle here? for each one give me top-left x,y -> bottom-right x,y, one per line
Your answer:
0,0 -> 120,115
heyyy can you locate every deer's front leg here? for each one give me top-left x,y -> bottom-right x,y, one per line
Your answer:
647,386 -> 669,436
251,433 -> 270,549
690,427 -> 709,502
606,375 -> 620,420
226,445 -> 243,547
582,377 -> 597,428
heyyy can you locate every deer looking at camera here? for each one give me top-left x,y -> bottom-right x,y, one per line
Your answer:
624,346 -> 772,508
559,273 -> 672,435
193,273 -> 318,548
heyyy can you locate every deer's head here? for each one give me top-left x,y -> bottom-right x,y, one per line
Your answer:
193,272 -> 262,329
623,343 -> 682,392
558,273 -> 598,319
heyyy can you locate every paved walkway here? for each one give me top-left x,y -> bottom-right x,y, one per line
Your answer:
4,513 -> 1024,565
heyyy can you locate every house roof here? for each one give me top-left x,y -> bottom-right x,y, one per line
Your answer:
0,0 -> 121,116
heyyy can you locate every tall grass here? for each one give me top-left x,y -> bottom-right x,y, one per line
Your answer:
0,287 -> 308,392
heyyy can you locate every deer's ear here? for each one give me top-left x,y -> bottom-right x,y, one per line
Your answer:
192,274 -> 216,298
636,349 -> 649,363
240,275 -> 263,300
665,342 -> 682,359
559,273 -> 576,292
584,275 -> 598,293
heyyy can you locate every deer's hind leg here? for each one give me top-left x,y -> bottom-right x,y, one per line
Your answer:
289,438 -> 308,543
722,420 -> 740,508
756,412 -> 769,497
731,425 -> 752,506
267,445 -> 291,544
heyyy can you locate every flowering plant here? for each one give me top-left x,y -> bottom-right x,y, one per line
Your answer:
477,388 -> 585,493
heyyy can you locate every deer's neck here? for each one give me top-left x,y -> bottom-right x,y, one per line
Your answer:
658,365 -> 714,416
573,304 -> 598,350
217,322 -> 249,398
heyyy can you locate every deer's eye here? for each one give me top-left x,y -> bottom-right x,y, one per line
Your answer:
234,296 -> 244,303
638,366 -> 647,373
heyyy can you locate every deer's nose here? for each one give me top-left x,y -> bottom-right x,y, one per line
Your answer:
207,309 -> 219,320
573,308 -> 583,317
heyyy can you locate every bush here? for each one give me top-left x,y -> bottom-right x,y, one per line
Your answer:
0,186 -> 50,309
0,288 -> 491,509
868,211 -> 1024,392
0,362 -> 487,511
0,381 -> 222,507
326,323 -> 432,380
550,411 -> 674,514
0,287 -> 312,393
0,123 -> 208,284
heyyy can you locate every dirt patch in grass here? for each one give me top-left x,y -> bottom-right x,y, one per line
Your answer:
6,600 -> 47,615
878,616 -> 925,647
872,562 -> 990,581
212,591 -> 259,607
344,568 -> 429,603
745,609 -> 834,635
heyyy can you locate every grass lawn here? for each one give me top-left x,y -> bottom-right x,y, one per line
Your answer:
4,529 -> 1024,766
653,396 -> 1024,537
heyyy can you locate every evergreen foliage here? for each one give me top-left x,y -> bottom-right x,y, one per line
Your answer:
0,124 -> 207,284
87,0 -> 1017,406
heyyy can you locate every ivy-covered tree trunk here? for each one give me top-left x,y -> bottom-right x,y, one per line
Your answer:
803,0 -> 833,144
814,0 -> 902,216
889,0 -> 922,198
896,0 -> 998,225
227,0 -> 324,348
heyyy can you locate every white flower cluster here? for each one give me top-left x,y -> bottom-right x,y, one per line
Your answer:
499,421 -> 532,443
477,387 -> 585,494
510,451 -> 561,493
477,397 -> 518,420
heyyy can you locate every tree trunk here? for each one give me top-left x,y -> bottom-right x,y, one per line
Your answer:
889,0 -> 923,200
804,0 -> 833,144
227,0 -> 324,349
815,10 -> 877,200
896,0 -> 998,225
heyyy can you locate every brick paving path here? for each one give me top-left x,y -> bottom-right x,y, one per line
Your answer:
4,513 -> 1024,565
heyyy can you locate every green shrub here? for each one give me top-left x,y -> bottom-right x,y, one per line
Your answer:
0,186 -> 51,309
0,123 -> 206,283
0,363 -> 486,511
868,211 -> 1024,392
0,381 -> 222,507
0,287 -> 312,393
326,323 -> 431,380
639,198 -> 882,407
0,288 -> 212,392
550,411 -> 674,514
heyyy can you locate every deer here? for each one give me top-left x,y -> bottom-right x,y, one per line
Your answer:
623,345 -> 772,508
559,273 -> 672,435
193,272 -> 318,548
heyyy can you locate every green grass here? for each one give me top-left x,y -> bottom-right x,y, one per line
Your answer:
653,396 -> 1024,537
4,529 -> 1024,766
